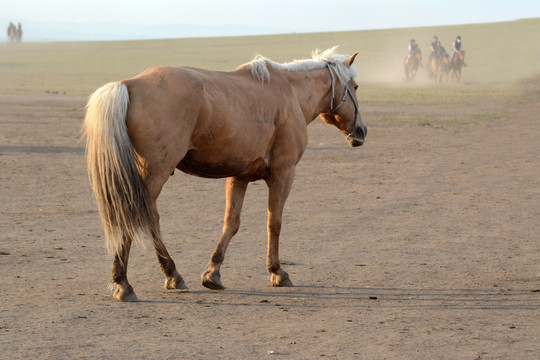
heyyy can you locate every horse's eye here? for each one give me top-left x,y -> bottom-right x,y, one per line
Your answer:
354,85 -> 358,91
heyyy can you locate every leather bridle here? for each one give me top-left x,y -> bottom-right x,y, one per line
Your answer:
326,64 -> 362,141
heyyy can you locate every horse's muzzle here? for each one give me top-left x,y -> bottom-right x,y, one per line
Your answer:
347,123 -> 367,147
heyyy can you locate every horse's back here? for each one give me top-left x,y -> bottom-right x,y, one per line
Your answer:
120,65 -> 302,181
123,65 -> 277,124
124,66 -> 205,110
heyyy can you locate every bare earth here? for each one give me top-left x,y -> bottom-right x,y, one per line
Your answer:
0,87 -> 538,359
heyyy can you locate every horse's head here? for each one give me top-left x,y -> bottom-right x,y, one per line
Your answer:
320,53 -> 367,147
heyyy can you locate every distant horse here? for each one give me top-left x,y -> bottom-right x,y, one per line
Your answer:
448,50 -> 465,83
430,53 -> 449,83
404,50 -> 422,82
83,47 -> 367,301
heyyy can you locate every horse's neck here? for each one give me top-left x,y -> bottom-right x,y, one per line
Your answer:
281,67 -> 331,125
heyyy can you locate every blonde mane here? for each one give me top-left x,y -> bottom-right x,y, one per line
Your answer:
238,46 -> 358,85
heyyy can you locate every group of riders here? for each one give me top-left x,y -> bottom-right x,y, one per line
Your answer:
6,22 -> 23,43
405,35 -> 467,82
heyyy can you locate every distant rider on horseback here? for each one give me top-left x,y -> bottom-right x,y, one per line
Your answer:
434,40 -> 447,60
450,36 -> 467,66
406,39 -> 422,66
428,35 -> 438,65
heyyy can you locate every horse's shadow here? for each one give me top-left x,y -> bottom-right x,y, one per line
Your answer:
137,285 -> 539,311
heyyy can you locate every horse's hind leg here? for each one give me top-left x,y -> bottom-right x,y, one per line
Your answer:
152,227 -> 188,290
202,177 -> 248,290
112,236 -> 138,301
146,174 -> 188,291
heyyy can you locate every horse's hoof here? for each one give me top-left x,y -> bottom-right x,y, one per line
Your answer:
201,270 -> 225,291
270,273 -> 294,287
113,284 -> 139,302
164,273 -> 189,290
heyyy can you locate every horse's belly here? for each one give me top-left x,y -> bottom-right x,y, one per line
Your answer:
177,152 -> 268,181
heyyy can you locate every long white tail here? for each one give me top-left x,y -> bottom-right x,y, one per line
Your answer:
82,82 -> 156,255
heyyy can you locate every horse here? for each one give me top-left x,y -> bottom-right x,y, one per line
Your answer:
404,50 -> 422,82
430,53 -> 449,83
448,50 -> 465,83
82,47 -> 367,302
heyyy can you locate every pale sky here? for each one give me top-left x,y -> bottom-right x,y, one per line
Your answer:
2,0 -> 540,35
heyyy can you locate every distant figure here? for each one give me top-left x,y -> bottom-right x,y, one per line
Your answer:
406,39 -> 421,63
404,39 -> 422,82
7,22 -> 16,43
427,35 -> 438,66
448,36 -> 466,83
6,22 -> 22,43
434,40 -> 447,60
450,36 -> 466,67
429,40 -> 449,82
16,23 -> 23,43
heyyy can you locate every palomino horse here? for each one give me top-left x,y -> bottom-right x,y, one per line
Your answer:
448,50 -> 465,83
404,50 -> 422,82
83,47 -> 367,301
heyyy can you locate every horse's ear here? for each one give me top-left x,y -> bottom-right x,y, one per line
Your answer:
345,53 -> 358,67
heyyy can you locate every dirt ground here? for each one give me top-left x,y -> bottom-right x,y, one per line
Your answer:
0,84 -> 538,359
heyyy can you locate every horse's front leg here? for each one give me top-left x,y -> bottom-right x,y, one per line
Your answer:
202,177 -> 248,290
266,167 -> 295,287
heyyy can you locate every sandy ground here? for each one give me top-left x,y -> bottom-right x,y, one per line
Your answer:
0,86 -> 538,359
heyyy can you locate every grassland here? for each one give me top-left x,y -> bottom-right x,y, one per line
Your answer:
0,18 -> 539,97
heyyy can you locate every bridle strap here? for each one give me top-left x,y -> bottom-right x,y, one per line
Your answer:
326,64 -> 361,139
327,64 -> 336,111
327,64 -> 356,114
327,64 -> 340,113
